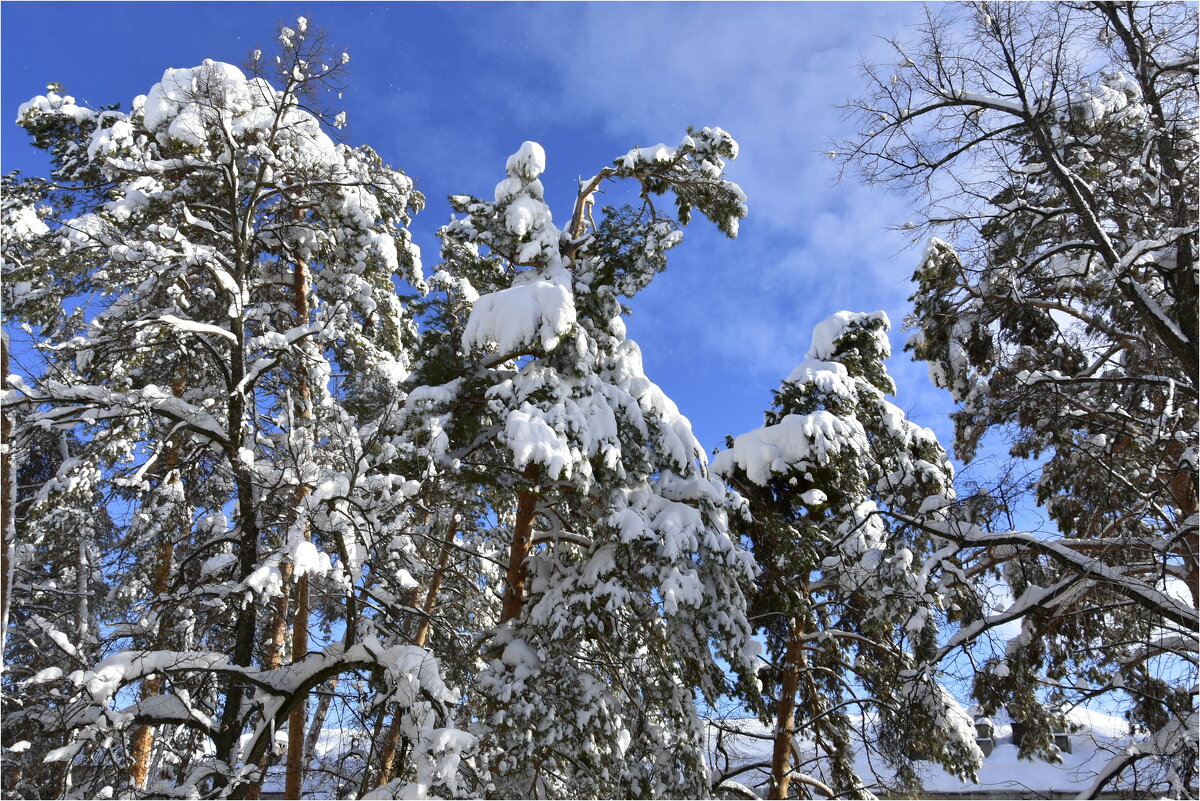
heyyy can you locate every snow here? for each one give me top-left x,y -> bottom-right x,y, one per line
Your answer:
602,339 -> 702,472
200,552 -> 237,577
615,728 -> 631,755
430,270 -> 479,304
502,404 -> 574,479
500,638 -> 540,682
711,410 -> 868,485
709,706 -> 1150,798
784,358 -> 856,399
951,88 -> 1029,115
5,204 -> 49,240
660,565 -> 704,614
124,692 -> 216,730
29,666 -> 64,684
43,743 -> 83,764
395,568 -> 419,589
48,629 -> 78,656
505,195 -> 553,238
805,310 -> 891,361
16,91 -> 94,125
245,563 -> 284,598
289,538 -> 332,579
142,61 -> 281,148
151,314 -> 238,343
799,488 -> 827,506
505,140 -> 546,180
620,143 -> 677,169
462,279 -> 576,355
1072,73 -> 1143,129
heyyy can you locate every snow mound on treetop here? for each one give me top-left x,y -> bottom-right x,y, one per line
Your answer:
805,310 -> 891,361
138,59 -> 334,157
784,358 -> 857,398
506,140 -> 546,180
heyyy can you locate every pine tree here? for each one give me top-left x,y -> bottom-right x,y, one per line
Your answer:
713,311 -> 982,798
400,134 -> 759,797
1,20 -> 459,798
0,424 -> 113,799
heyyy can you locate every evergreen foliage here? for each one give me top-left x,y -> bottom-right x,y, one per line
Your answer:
714,311 -> 981,799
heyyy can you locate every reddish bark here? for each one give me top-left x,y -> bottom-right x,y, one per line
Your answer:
769,617 -> 804,800
501,469 -> 540,624
1,335 -> 11,657
285,575 -> 309,798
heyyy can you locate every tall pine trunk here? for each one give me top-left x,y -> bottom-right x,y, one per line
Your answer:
412,518 -> 455,649
302,678 -> 338,767
501,470 -> 539,623
284,255 -> 313,800
215,297 -> 262,777
376,518 -> 457,787
285,573 -> 309,799
243,555 -> 294,801
129,375 -> 186,790
127,537 -> 176,788
246,255 -> 314,800
1166,439 -> 1199,609
1,334 -> 13,657
769,616 -> 804,800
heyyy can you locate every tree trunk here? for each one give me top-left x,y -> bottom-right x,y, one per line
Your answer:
285,574 -> 309,799
284,255 -> 313,800
1165,439 -> 1199,610
246,255 -> 314,799
374,712 -> 404,790
769,616 -> 804,800
412,519 -> 456,649
377,517 -> 458,787
128,539 -> 176,789
1,333 -> 13,657
214,316 -> 262,775
243,556 -> 294,801
501,470 -> 539,623
303,677 -> 338,767
358,704 -> 390,797
263,566 -> 296,672
130,375 -> 186,790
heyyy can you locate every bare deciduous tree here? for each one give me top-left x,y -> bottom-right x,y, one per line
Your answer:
841,3 -> 1197,796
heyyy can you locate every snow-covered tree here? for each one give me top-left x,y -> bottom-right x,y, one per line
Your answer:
1,20 -> 460,799
712,311 -> 982,799
0,423 -> 113,799
382,133 -> 759,798
841,3 -> 1198,796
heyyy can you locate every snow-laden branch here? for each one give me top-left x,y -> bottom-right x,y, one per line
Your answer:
7,381 -> 230,447
137,315 -> 238,344
892,512 -> 1199,632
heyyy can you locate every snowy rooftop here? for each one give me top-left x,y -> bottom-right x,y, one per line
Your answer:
706,706 -> 1161,800
247,706 -> 1164,799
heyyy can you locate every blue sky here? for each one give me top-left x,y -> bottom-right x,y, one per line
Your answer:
2,1 -> 964,460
